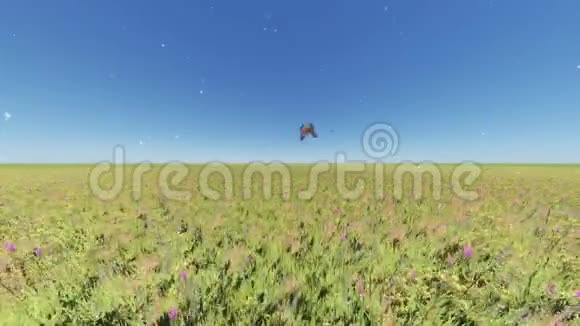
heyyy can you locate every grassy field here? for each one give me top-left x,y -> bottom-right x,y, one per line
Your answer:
0,164 -> 578,325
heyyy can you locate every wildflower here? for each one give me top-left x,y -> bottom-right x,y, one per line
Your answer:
463,245 -> 473,258
546,282 -> 557,297
33,247 -> 42,257
168,308 -> 178,320
340,233 -> 346,241
180,271 -> 187,281
4,242 -> 15,253
356,278 -> 365,297
575,290 -> 580,298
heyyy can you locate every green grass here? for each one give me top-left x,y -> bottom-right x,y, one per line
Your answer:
0,164 -> 579,325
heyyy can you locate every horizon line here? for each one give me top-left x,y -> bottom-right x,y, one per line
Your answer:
0,162 -> 578,166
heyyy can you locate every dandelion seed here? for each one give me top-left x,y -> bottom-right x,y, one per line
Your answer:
463,245 -> 473,258
4,242 -> 15,252
168,308 -> 178,320
33,247 -> 42,257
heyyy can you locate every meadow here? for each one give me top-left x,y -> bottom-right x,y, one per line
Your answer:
0,164 -> 578,325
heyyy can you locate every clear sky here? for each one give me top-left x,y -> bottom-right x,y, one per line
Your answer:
0,0 -> 579,164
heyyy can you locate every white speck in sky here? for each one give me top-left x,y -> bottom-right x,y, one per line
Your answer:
263,27 -> 268,31
273,28 -> 278,33
139,140 -> 144,146
577,65 -> 580,69
384,5 -> 389,12
175,135 -> 180,140
200,90 -> 204,94
481,131 -> 486,136
3,112 -> 11,121
161,43 -> 166,48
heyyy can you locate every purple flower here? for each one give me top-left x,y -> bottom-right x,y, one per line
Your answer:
180,271 -> 187,281
33,247 -> 42,257
463,245 -> 473,258
340,233 -> 346,241
575,290 -> 580,298
4,242 -> 15,253
168,308 -> 178,320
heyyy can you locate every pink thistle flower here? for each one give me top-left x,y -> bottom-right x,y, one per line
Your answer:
4,242 -> 15,253
168,308 -> 178,320
463,245 -> 473,258
180,271 -> 187,281
33,247 -> 42,257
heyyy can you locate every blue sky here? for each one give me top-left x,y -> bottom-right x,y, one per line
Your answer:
0,0 -> 579,163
